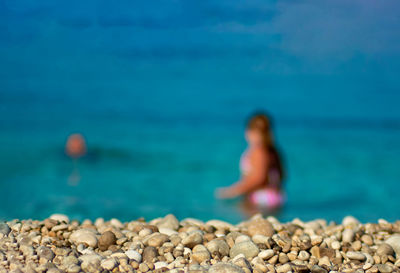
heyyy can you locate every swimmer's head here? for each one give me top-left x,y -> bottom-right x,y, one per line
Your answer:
246,112 -> 273,148
65,133 -> 87,158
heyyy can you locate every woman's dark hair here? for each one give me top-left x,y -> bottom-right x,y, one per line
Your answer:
246,112 -> 285,184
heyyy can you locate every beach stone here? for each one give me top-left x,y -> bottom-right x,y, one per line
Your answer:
63,256 -> 79,267
258,249 -> 274,260
376,243 -> 394,256
125,249 -> 142,262
361,234 -> 373,246
209,263 -> 245,273
206,220 -> 235,231
342,216 -> 359,227
159,227 -> 178,236
206,239 -> 230,256
342,229 -> 355,243
101,258 -> 117,270
147,233 -> 169,247
98,231 -> 116,251
182,231 -> 203,248
37,246 -> 54,261
376,264 -> 392,273
346,251 -> 366,261
110,218 -> 124,229
385,235 -> 400,257
298,250 -> 310,261
311,265 -> 328,273
0,222 -> 11,237
298,234 -> 312,250
157,214 -> 179,231
70,229 -> 98,248
230,240 -> 259,259
50,214 -> 70,223
247,219 -> 274,237
79,254 -> 102,272
143,246 -> 158,262
331,241 -> 341,250
43,218 -> 58,230
276,263 -> 291,273
154,261 -> 168,270
192,245 -> 211,263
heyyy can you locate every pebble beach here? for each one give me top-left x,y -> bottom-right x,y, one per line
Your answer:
1,214 -> 400,273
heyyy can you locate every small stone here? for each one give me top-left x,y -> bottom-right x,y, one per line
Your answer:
125,250 -> 142,262
247,219 -> 274,237
276,263 -> 291,273
385,235 -> 400,257
206,239 -> 230,257
342,229 -> 355,243
182,231 -> 203,248
331,241 -> 341,250
311,265 -> 328,273
101,258 -> 117,270
43,219 -> 58,230
376,243 -> 394,256
361,234 -> 373,246
209,263 -> 245,273
143,246 -> 158,262
258,249 -> 274,260
157,214 -> 180,231
49,214 -> 70,223
147,233 -> 169,247
230,240 -> 259,259
0,222 -> 11,236
159,227 -> 178,236
346,251 -> 366,261
37,246 -> 55,261
192,245 -> 211,263
138,262 -> 149,272
298,250 -> 310,261
376,264 -> 392,273
342,216 -> 359,227
154,261 -> 168,270
70,229 -> 98,248
98,231 -> 116,251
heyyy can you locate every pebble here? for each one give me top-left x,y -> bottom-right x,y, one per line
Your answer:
192,245 -> 211,263
385,235 -> 400,257
157,214 -> 180,231
101,258 -> 117,270
342,216 -> 359,227
342,229 -> 355,243
0,222 -> 11,237
69,229 -> 98,248
98,231 -> 116,251
182,231 -> 203,248
125,249 -> 142,262
346,251 -> 366,261
230,240 -> 259,259
49,214 -> 70,223
258,249 -> 274,260
247,219 -> 274,237
209,263 -> 245,273
206,239 -> 230,256
147,233 -> 169,247
376,243 -> 394,256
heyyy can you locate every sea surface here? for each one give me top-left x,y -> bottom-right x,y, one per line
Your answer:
1,0 -> 400,224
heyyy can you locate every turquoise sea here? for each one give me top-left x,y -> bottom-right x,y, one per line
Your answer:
1,0 -> 400,224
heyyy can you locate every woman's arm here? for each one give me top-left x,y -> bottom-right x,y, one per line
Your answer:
217,148 -> 269,199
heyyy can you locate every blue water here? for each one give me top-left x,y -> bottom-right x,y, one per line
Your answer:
1,0 -> 400,224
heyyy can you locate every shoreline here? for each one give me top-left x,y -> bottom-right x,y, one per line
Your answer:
1,214 -> 399,273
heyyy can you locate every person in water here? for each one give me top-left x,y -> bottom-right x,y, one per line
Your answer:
216,113 -> 285,210
65,133 -> 87,159
65,133 -> 87,185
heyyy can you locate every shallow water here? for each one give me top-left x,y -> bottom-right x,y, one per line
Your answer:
1,0 -> 400,223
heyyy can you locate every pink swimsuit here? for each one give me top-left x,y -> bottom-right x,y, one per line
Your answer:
240,150 -> 284,208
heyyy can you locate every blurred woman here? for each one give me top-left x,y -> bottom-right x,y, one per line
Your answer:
216,112 -> 285,210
